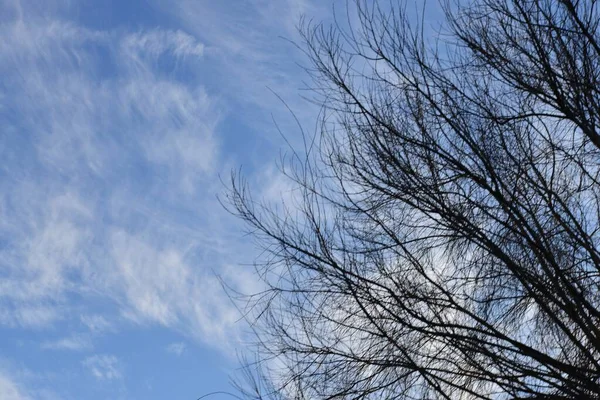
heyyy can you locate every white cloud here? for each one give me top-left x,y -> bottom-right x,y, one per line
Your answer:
121,29 -> 204,61
0,191 -> 92,329
41,335 -> 92,351
258,163 -> 302,207
83,355 -> 122,381
0,0 -> 289,382
0,11 -> 236,341
0,371 -> 29,400
0,304 -> 61,330
80,314 -> 113,334
1,19 -> 216,185
155,0 -> 323,143
166,342 -> 187,356
107,230 -> 242,352
109,231 -> 189,326
0,2 -> 332,399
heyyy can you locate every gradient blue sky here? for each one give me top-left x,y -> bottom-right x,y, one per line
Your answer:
0,0 -> 443,399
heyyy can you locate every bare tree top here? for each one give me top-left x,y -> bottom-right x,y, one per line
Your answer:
227,1 -> 600,398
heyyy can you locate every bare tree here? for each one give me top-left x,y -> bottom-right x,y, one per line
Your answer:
226,0 -> 600,398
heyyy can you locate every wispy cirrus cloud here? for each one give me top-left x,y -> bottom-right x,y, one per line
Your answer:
0,0 -> 328,398
83,355 -> 123,381
41,334 -> 93,352
0,6 -> 243,352
166,342 -> 187,356
121,29 -> 205,61
80,314 -> 114,334
155,0 -> 325,144
0,371 -> 30,400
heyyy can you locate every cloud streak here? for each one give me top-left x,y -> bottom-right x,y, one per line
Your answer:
166,342 -> 187,356
83,355 -> 123,381
0,371 -> 29,400
0,8 -> 243,352
0,0 -> 329,397
41,335 -> 93,352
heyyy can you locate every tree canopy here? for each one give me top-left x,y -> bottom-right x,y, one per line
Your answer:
228,0 -> 600,398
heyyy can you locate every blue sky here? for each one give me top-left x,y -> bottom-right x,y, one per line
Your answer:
0,0 -> 331,398
0,0 -> 446,399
